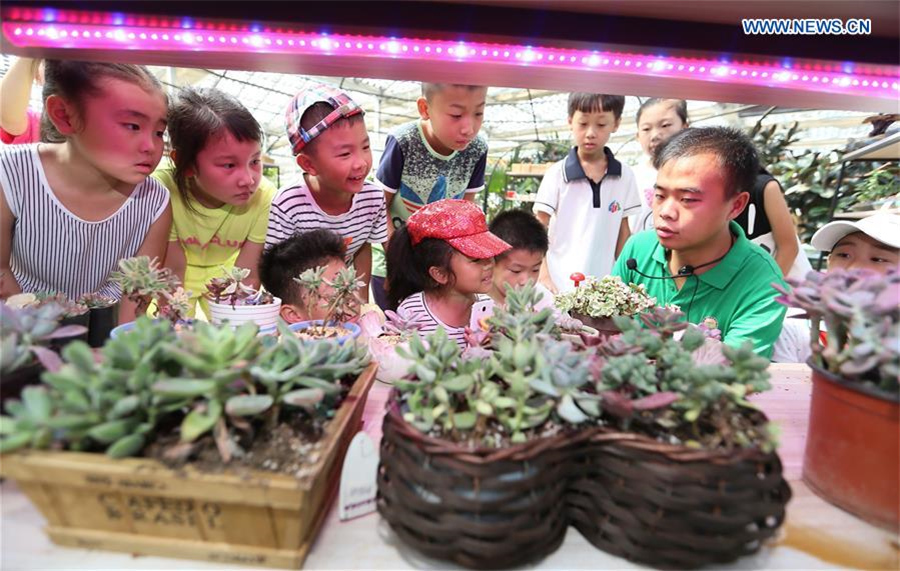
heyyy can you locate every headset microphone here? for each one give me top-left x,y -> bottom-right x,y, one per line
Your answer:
625,258 -> 694,280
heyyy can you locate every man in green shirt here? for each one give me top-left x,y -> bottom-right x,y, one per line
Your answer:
612,127 -> 786,358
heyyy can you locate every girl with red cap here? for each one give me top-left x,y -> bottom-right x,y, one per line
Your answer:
385,199 -> 511,349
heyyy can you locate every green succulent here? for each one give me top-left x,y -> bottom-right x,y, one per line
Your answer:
294,265 -> 365,334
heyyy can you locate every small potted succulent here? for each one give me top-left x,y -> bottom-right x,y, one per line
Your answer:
358,308 -> 426,383
0,302 -> 87,406
5,292 -> 89,348
78,293 -> 119,347
774,269 -> 899,531
289,265 -> 364,342
554,274 -> 656,335
109,256 -> 192,337
205,266 -> 281,334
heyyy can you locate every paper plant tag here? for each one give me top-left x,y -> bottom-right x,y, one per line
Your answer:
338,431 -> 379,521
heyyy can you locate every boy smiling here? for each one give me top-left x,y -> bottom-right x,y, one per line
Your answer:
613,127 -> 787,358
266,84 -> 387,291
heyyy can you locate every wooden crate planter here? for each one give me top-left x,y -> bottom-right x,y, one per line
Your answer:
0,362 -> 377,569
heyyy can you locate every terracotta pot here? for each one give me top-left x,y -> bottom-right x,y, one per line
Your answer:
803,361 -> 899,531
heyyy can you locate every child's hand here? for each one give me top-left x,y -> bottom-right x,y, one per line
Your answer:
0,269 -> 23,300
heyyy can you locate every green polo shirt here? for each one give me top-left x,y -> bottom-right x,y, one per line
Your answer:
612,222 -> 787,359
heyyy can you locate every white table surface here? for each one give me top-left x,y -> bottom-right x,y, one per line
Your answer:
2,364 -> 897,570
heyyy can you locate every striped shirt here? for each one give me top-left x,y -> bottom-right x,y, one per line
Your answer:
265,179 -> 388,263
396,292 -> 492,350
0,145 -> 169,299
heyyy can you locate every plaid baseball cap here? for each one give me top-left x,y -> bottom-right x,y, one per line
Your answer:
285,83 -> 363,155
407,199 -> 511,259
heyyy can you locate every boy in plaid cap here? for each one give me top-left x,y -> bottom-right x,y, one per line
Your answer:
266,83 -> 387,292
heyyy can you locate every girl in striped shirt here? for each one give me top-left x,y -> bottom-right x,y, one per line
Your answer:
0,60 -> 171,321
386,199 -> 511,350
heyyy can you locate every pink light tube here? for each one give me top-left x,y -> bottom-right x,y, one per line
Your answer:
2,7 -> 898,100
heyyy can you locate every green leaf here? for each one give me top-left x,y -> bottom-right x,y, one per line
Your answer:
180,401 -> 223,442
282,389 -> 324,408
87,419 -> 135,444
106,434 -> 145,458
557,394 -> 588,424
453,411 -> 476,430
22,387 -> 52,422
152,379 -> 217,398
441,374 -> 473,392
0,415 -> 14,434
492,397 -> 517,409
109,395 -> 140,419
474,400 -> 493,416
225,394 -> 273,416
684,407 -> 702,423
0,432 -> 33,453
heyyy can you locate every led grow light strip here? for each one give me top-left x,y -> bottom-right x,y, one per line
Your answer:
3,8 -> 898,98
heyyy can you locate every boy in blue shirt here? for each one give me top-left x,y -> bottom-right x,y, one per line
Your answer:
373,82 -> 490,309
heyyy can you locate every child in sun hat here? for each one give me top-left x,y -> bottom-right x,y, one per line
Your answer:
772,213 -> 900,363
385,198 -> 511,349
266,83 -> 387,294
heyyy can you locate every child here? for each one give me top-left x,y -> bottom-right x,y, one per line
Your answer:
487,209 -> 554,311
373,82 -> 490,309
386,199 -> 511,349
0,60 -> 171,321
772,213 -> 900,363
612,127 -> 787,358
533,93 -> 639,294
0,57 -> 43,145
154,87 -> 276,317
813,213 -> 900,273
259,228 -> 349,323
632,98 -> 690,232
734,169 -> 810,280
266,83 -> 386,292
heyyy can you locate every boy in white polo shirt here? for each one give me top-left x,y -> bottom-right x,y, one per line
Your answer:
533,93 -> 639,293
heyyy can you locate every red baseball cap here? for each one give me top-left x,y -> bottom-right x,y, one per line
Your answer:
407,199 -> 511,259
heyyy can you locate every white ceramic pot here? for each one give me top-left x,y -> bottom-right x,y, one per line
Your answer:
207,297 -> 282,334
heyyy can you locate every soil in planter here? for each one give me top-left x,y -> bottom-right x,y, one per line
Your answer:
144,377 -> 355,478
295,325 -> 354,340
145,412 -> 332,478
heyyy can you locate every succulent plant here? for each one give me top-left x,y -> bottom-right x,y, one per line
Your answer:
0,317 -> 370,463
33,292 -> 89,317
395,285 -> 599,446
554,275 -> 656,319
78,292 -> 118,309
0,302 -> 88,374
1,319 -> 188,456
293,265 -> 365,335
111,256 -> 190,322
774,269 -> 899,393
206,266 -> 275,307
592,308 -> 776,451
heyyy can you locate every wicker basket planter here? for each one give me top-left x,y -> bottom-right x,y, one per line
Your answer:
377,397 -> 591,569
0,362 -> 377,569
379,395 -> 791,569
569,423 -> 792,568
